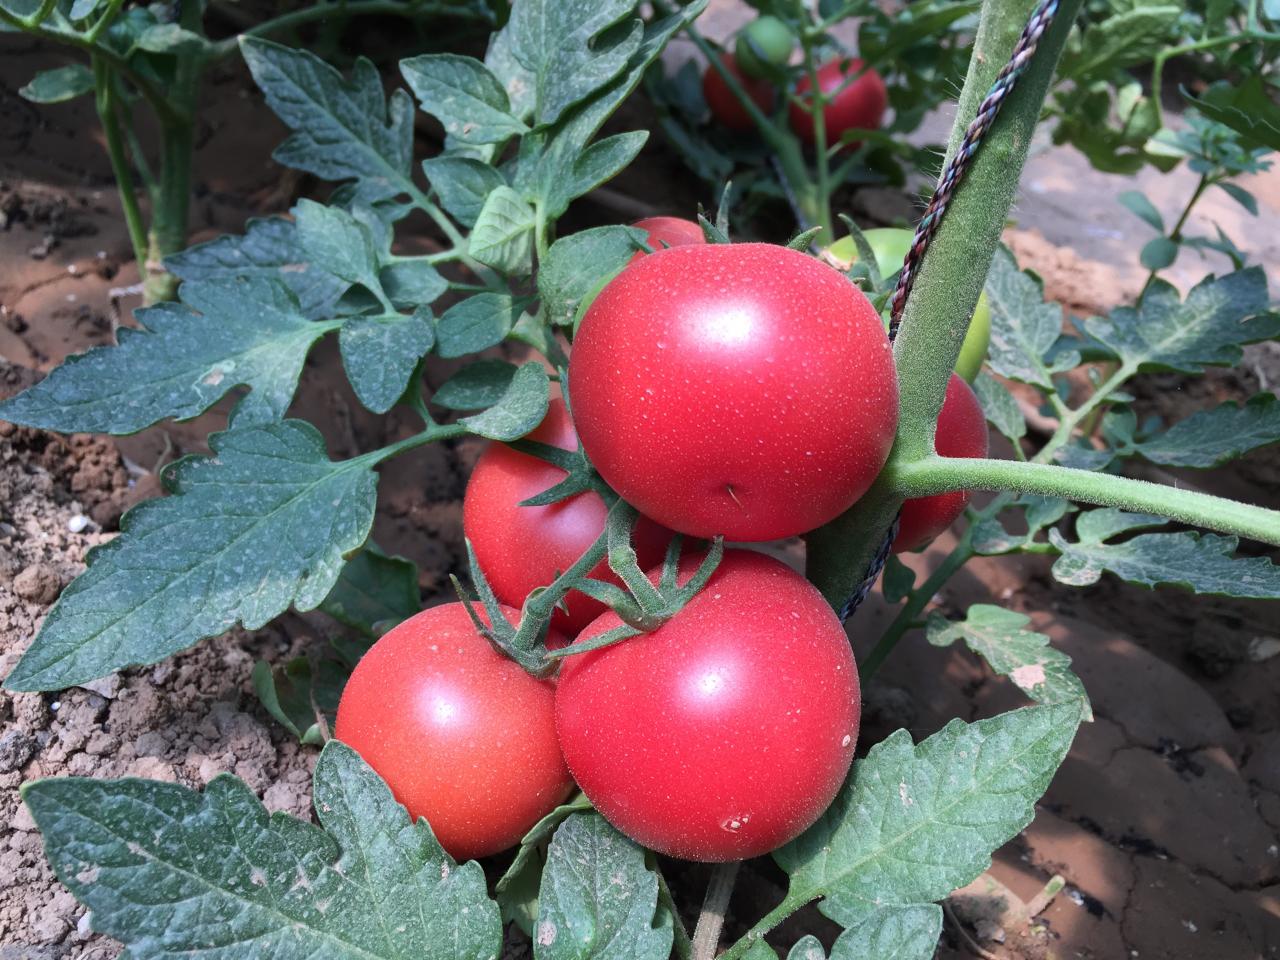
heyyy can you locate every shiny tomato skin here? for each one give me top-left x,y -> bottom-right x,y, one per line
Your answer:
894,374 -> 989,552
568,242 -> 898,541
464,397 -> 673,637
788,58 -> 887,147
335,603 -> 573,861
630,216 -> 706,262
555,549 -> 861,862
703,53 -> 774,132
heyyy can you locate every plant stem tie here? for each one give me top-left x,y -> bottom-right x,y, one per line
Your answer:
840,0 -> 1060,621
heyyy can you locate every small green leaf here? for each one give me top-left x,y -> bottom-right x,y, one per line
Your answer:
167,217 -> 349,319
251,655 -> 348,744
1049,509 -> 1280,599
534,812 -> 672,960
436,293 -> 519,358
927,606 -> 1091,716
468,186 -> 535,274
241,38 -> 414,201
23,741 -> 502,957
1128,394 -> 1280,468
972,374 -> 1026,444
422,156 -> 507,227
1217,181 -> 1259,217
1139,236 -> 1178,272
825,904 -> 944,960
972,496 -> 1072,555
380,259 -> 448,310
984,246 -> 1078,389
68,0 -> 103,19
495,795 -> 594,933
19,65 -> 95,103
320,542 -> 420,636
1117,190 -> 1164,232
1084,268 -> 1280,373
537,225 -> 645,326
776,704 -> 1081,925
135,23 -> 209,54
459,363 -> 550,441
400,54 -> 529,145
5,421 -> 378,691
339,308 -> 434,414
432,359 -> 519,410
568,130 -> 649,201
295,199 -> 383,295
0,278 -> 334,435
881,555 -> 916,604
1061,5 -> 1180,78
1187,76 -> 1280,153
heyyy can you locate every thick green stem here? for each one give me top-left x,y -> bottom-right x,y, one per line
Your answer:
799,38 -> 834,241
142,118 -> 194,303
93,58 -> 148,272
891,457 -> 1280,546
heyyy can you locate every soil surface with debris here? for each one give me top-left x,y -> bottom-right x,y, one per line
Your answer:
4,5 -> 1280,958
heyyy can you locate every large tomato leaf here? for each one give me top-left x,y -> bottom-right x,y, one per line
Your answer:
775,704 -> 1080,933
399,53 -> 529,145
5,421 -> 378,691
22,741 -> 502,958
1048,509 -> 1280,598
534,812 -> 672,960
1118,394 -> 1280,469
927,606 -> 1092,717
0,278 -> 336,435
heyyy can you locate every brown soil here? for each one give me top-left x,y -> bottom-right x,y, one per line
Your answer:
4,15 -> 1280,960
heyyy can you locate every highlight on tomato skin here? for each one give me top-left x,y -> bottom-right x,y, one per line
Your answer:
463,397 -> 673,639
894,374 -> 990,552
334,603 -> 573,861
702,52 -> 775,132
568,242 -> 899,542
788,58 -> 888,148
554,549 -> 861,862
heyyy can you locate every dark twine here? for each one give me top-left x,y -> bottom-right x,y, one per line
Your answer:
839,0 -> 1060,621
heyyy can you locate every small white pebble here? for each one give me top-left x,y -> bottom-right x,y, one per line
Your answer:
51,701 -> 61,711
1182,920 -> 1198,933
68,514 -> 91,533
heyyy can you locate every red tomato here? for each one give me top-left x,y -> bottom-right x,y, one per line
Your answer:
555,549 -> 860,862
702,52 -> 774,132
464,397 -> 672,637
788,58 -> 887,147
894,374 -> 989,552
630,216 -> 705,263
335,603 -> 573,861
568,243 -> 898,541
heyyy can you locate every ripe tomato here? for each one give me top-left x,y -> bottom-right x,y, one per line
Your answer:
735,15 -> 794,79
827,228 -> 991,382
788,58 -> 887,147
703,52 -> 774,132
555,549 -> 860,862
631,216 -> 705,260
894,374 -> 989,552
568,243 -> 898,541
464,397 -> 672,637
335,603 -> 573,861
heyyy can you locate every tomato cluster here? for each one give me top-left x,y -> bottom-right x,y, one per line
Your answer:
336,224 -> 990,865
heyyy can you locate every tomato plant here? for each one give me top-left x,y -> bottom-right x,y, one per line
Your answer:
464,397 -> 673,636
334,602 -> 573,861
555,549 -> 860,862
569,242 -> 898,540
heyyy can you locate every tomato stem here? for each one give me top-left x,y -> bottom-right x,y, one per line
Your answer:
691,861 -> 741,960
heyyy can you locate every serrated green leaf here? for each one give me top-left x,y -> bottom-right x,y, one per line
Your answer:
495,795 -> 594,935
468,186 -> 535,274
1117,190 -> 1164,232
167,217 -> 350,319
1084,269 -> 1280,373
824,904 -> 943,960
1049,510 -> 1280,598
1061,5 -> 1180,79
567,131 -> 648,201
972,374 -> 1026,444
984,246 -> 1078,389
400,54 -> 528,145
534,812 -> 672,960
432,359 -> 519,410
23,741 -> 502,958
927,606 -> 1091,715
0,278 -> 335,435
5,421 -> 378,691
1188,76 -> 1280,152
459,362 -> 549,441
881,555 -> 916,604
1127,394 -> 1280,468
1140,236 -> 1178,271
320,542 -> 420,636
339,308 -> 434,414
538,225 -> 646,326
422,156 -> 507,227
19,65 -> 95,103
436,293 -> 519,358
380,259 -> 448,310
775,704 -> 1081,925
241,38 -> 414,201
496,0 -> 641,127
972,496 -> 1072,555
294,199 -> 383,296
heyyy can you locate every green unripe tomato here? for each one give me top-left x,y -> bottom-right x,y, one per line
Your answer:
735,16 -> 794,79
828,228 -> 991,383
